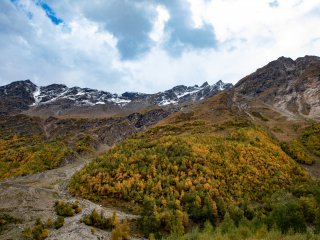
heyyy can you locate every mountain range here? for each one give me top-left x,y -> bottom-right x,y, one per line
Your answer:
0,78 -> 232,117
1,55 -> 320,239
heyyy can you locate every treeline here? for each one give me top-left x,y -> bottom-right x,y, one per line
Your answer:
69,121 -> 320,238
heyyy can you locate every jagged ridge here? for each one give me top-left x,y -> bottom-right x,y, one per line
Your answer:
0,79 -> 232,116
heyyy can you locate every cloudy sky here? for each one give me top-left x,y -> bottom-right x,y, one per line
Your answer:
1,0 -> 320,93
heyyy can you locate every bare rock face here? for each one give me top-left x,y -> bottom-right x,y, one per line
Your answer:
0,80 -> 36,115
235,56 -> 320,119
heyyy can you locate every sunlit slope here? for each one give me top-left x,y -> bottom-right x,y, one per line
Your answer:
69,120 -> 312,235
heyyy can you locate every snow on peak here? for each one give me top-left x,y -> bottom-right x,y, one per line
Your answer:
29,80 -> 232,108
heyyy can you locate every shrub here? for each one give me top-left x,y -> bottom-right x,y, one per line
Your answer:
111,220 -> 130,240
45,218 -> 53,229
54,200 -> 81,217
54,216 -> 64,229
81,209 -> 114,230
0,214 -> 20,232
21,218 -> 49,240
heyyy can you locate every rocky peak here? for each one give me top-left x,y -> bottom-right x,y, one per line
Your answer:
0,80 -> 37,95
201,81 -> 209,87
121,92 -> 149,101
0,80 -> 37,114
235,55 -> 320,119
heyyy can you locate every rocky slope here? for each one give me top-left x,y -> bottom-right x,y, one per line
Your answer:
0,80 -> 37,115
235,55 -> 320,120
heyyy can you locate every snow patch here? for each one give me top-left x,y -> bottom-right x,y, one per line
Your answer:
31,87 -> 41,106
109,98 -> 131,104
159,99 -> 178,106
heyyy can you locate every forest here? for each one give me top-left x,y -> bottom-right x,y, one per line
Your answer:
0,130 -> 94,180
69,120 -> 320,238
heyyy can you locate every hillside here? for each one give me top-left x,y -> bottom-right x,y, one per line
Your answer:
0,55 -> 320,239
68,109 -> 320,238
67,56 -> 320,238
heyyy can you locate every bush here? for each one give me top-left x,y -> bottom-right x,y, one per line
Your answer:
81,209 -> 114,230
0,214 -> 20,232
21,218 -> 49,240
111,219 -> 130,240
54,200 -> 81,217
54,216 -> 64,229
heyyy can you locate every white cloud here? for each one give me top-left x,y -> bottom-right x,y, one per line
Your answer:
0,0 -> 129,92
149,5 -> 170,43
1,0 -> 320,94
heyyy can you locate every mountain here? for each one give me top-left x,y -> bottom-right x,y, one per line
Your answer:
68,57 -> 320,238
0,80 -> 37,115
234,55 -> 320,120
0,79 -> 232,117
1,55 -> 320,239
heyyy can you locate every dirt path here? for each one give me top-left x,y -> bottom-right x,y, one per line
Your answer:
0,157 -> 140,240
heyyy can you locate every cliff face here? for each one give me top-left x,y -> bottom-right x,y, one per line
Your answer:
235,56 -> 320,119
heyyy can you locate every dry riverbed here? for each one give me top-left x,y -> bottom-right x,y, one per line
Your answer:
0,157 -> 141,240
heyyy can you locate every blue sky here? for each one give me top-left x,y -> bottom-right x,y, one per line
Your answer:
0,0 -> 320,93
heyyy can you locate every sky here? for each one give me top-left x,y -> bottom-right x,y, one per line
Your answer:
0,0 -> 320,93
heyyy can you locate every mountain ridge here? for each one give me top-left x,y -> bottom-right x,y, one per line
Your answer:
0,79 -> 232,117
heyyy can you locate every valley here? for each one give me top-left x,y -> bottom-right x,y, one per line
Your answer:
0,55 -> 320,239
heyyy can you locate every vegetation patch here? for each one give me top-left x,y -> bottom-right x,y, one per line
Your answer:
165,218 -> 320,240
281,140 -> 314,165
0,214 -> 21,232
54,216 -> 64,229
301,123 -> 320,157
81,210 -> 130,239
69,121 -> 318,237
54,200 -> 81,217
0,129 -> 98,180
81,209 -> 115,230
0,134 -> 73,180
75,134 -> 95,153
21,218 -> 49,240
